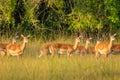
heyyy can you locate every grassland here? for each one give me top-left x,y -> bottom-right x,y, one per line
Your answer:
0,39 -> 120,80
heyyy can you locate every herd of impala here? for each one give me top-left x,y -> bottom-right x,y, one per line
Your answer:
0,33 -> 120,58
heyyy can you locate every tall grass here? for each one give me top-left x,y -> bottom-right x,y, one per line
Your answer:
0,38 -> 120,80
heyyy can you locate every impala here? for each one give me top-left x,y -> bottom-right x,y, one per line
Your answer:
87,46 -> 95,54
0,36 -> 18,50
6,35 -> 30,57
39,36 -> 82,57
49,36 -> 82,57
0,36 -> 18,56
75,38 -> 92,56
38,43 -> 51,57
111,44 -> 120,53
95,34 -> 116,58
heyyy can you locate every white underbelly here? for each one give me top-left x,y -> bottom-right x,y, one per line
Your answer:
59,49 -> 67,54
9,50 -> 22,56
98,49 -> 105,54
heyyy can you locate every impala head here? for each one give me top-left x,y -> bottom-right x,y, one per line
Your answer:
86,37 -> 92,44
96,39 -> 101,44
21,34 -> 30,43
110,33 -> 116,41
75,35 -> 82,43
12,36 -> 19,44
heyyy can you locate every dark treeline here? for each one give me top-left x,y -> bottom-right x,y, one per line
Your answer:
0,0 -> 120,40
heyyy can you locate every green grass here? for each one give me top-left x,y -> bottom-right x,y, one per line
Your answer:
0,40 -> 120,80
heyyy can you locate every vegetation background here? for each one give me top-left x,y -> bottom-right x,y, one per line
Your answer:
0,0 -> 120,80
0,0 -> 120,40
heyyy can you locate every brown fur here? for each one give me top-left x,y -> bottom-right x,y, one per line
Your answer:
0,44 -> 8,49
0,49 -> 6,56
0,37 -> 17,49
111,44 -> 120,53
6,35 -> 30,57
39,36 -> 80,57
95,34 -> 116,58
87,46 -> 95,54
75,38 -> 91,56
39,43 -> 51,57
0,37 -> 17,56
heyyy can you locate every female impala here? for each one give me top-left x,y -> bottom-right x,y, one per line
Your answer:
0,36 -> 18,56
0,36 -> 18,50
95,34 -> 116,58
6,35 -> 30,57
49,36 -> 82,57
38,43 -> 51,57
39,36 -> 82,57
75,38 -> 92,56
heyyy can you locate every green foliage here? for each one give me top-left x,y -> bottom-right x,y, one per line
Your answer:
0,0 -> 16,34
0,0 -> 120,39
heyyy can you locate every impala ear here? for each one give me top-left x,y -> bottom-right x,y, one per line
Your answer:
27,35 -> 30,38
15,35 -> 19,39
21,34 -> 24,37
78,35 -> 83,39
89,37 -> 92,40
113,33 -> 117,36
73,35 -> 77,38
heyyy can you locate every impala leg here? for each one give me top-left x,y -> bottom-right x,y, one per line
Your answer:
80,52 -> 83,56
17,55 -> 20,59
105,53 -> 108,58
80,51 -> 84,56
51,52 -> 55,57
38,50 -> 43,58
67,52 -> 70,57
58,53 -> 60,58
51,49 -> 55,57
6,51 -> 10,58
95,50 -> 99,58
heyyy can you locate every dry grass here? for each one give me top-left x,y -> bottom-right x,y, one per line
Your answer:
0,38 -> 120,80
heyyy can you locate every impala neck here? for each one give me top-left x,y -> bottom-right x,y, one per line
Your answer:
108,39 -> 113,50
85,41 -> 89,50
21,41 -> 27,51
73,41 -> 79,50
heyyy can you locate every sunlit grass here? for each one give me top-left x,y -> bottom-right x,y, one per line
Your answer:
0,38 -> 120,80
1,53 -> 120,80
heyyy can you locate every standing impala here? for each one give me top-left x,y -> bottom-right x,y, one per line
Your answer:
75,38 -> 92,56
49,36 -> 82,57
6,35 -> 30,57
95,34 -> 116,58
39,36 -> 82,57
0,36 -> 18,56
39,43 -> 51,57
0,36 -> 18,50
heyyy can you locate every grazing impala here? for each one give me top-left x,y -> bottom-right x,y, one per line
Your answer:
75,38 -> 92,56
0,36 -> 18,56
95,34 -> 116,58
48,36 -> 82,57
6,35 -> 30,57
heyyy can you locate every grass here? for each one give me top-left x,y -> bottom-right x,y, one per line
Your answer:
0,38 -> 120,80
1,54 -> 120,80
